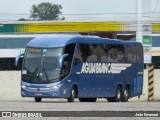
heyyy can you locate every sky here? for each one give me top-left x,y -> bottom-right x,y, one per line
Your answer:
0,0 -> 160,22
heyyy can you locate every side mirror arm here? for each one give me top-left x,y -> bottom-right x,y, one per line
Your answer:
59,54 -> 68,68
14,50 -> 24,66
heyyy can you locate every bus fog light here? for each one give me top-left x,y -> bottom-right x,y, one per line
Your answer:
21,85 -> 28,89
53,92 -> 58,96
21,92 -> 26,95
63,89 -> 66,94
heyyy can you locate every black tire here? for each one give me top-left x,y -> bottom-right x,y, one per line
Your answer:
110,86 -> 122,102
35,97 -> 42,102
107,98 -> 114,102
79,98 -> 87,102
121,87 -> 129,102
79,98 -> 97,102
67,87 -> 76,102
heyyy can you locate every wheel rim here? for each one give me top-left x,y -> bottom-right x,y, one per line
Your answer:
124,89 -> 128,97
117,89 -> 121,99
72,89 -> 75,98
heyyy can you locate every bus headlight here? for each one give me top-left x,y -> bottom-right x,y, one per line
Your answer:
21,84 -> 28,89
50,84 -> 62,90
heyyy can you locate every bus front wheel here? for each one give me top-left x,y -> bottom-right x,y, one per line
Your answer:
35,97 -> 42,102
67,87 -> 76,102
121,87 -> 129,102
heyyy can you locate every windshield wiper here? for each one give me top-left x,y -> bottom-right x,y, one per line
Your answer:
29,66 -> 39,82
42,64 -> 50,83
49,78 -> 60,82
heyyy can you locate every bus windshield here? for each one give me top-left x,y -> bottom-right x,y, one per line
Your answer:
22,47 -> 63,83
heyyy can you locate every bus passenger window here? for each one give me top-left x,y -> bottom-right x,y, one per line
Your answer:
86,44 -> 108,62
117,45 -> 125,62
108,45 -> 118,62
75,44 -> 91,63
99,45 -> 108,62
74,45 -> 83,64
136,46 -> 143,63
125,45 -> 134,63
87,44 -> 98,62
64,43 -> 76,71
132,46 -> 137,63
101,56 -> 108,62
87,55 -> 97,62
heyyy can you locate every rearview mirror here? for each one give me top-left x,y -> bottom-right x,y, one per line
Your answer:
15,50 -> 24,66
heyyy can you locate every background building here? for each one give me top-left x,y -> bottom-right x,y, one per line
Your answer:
0,21 -> 160,70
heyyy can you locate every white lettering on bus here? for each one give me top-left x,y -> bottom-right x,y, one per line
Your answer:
80,63 -> 132,74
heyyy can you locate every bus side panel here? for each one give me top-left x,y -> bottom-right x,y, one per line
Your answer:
113,63 -> 134,97
71,63 -> 115,98
129,63 -> 143,97
113,63 -> 142,97
133,63 -> 143,96
77,74 -> 115,98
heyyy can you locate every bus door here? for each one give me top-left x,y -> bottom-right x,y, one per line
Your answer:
72,44 -> 90,97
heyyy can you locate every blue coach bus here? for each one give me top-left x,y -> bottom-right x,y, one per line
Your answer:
16,35 -> 143,102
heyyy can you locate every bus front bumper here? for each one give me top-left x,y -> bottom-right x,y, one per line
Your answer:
21,82 -> 65,98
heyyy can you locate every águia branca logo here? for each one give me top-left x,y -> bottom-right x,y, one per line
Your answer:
80,63 -> 132,74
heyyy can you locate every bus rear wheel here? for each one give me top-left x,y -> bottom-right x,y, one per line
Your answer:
35,97 -> 42,102
121,87 -> 129,102
108,86 -> 122,102
67,87 -> 76,102
114,86 -> 122,102
79,98 -> 97,102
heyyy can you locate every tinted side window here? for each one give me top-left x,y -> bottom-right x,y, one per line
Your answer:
125,45 -> 143,63
64,43 -> 76,71
86,44 -> 98,62
76,44 -> 108,63
125,45 -> 136,63
99,45 -> 108,62
136,45 -> 143,63
108,45 -> 118,62
125,45 -> 130,62
75,44 -> 90,62
117,45 -> 125,62
87,44 -> 108,62
132,46 -> 137,63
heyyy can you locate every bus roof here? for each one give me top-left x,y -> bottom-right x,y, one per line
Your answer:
27,35 -> 142,48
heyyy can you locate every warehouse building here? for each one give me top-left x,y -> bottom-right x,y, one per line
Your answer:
0,21 -> 160,70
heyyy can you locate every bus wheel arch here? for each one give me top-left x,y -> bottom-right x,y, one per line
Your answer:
121,84 -> 130,102
67,84 -> 78,102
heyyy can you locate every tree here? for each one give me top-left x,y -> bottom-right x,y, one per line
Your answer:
18,18 -> 28,21
30,2 -> 65,20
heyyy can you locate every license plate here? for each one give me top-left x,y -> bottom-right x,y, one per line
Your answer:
35,93 -> 42,96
